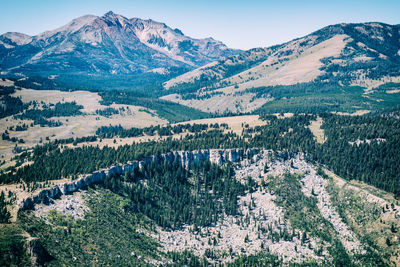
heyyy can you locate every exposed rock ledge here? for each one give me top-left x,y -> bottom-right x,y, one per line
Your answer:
19,148 -> 258,211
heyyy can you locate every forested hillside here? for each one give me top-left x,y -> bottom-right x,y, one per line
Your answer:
1,14 -> 400,267
1,112 -> 399,198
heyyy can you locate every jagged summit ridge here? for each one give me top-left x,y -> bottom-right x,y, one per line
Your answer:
0,11 -> 239,76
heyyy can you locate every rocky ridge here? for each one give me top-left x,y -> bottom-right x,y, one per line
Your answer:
154,150 -> 366,264
19,148 -> 257,211
0,11 -> 239,76
20,148 -> 388,265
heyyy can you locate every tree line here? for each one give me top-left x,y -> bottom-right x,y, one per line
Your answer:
1,113 -> 399,200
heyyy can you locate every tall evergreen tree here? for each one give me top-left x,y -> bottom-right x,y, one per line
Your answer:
0,191 -> 11,223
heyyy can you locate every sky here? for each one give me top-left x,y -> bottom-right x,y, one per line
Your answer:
0,0 -> 399,50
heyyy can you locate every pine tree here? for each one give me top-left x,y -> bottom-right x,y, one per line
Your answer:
386,237 -> 392,247
0,191 -> 11,223
301,231 -> 307,245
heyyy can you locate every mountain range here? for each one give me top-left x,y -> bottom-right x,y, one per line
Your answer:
162,22 -> 400,113
0,11 -> 238,82
0,12 -> 399,113
1,11 -> 400,267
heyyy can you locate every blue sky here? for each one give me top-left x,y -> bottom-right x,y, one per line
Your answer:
1,0 -> 399,49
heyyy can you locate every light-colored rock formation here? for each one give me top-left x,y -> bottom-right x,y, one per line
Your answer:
19,148 -> 258,211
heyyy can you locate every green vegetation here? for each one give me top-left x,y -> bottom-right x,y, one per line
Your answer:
99,90 -> 210,122
0,191 -> 11,223
313,113 -> 400,197
19,188 -> 161,266
0,224 -> 30,266
95,123 -> 222,138
16,101 -> 83,119
226,252 -> 281,266
0,115 -> 314,185
1,111 -> 398,265
168,49 -> 269,95
268,174 -> 351,266
51,68 -> 187,92
267,173 -> 353,265
2,112 -> 400,202
2,22 -> 400,266
252,83 -> 400,114
326,180 -> 396,263
102,160 -> 247,229
267,173 -> 385,266
13,76 -> 69,91
268,174 -> 331,239
0,85 -> 27,118
7,68 -> 187,92
166,250 -> 210,266
14,101 -> 83,127
95,107 -> 119,117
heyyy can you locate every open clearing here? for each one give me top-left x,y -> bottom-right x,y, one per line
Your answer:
222,35 -> 348,90
61,115 -> 267,150
0,111 -> 166,168
164,34 -> 348,92
308,117 -> 326,144
175,115 -> 266,135
1,89 -> 167,170
162,35 -> 351,113
334,109 -> 370,116
161,93 -> 270,113
13,89 -> 106,113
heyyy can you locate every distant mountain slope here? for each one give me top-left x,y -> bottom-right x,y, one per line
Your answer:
0,11 -> 239,89
163,22 -> 400,113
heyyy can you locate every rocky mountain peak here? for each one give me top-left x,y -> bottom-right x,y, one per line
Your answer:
1,32 -> 32,45
0,32 -> 32,49
0,11 -> 239,78
103,10 -> 116,17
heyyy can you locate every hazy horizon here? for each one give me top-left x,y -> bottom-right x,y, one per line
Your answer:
1,0 -> 399,49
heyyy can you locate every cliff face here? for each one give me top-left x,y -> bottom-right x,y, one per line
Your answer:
19,148 -> 258,211
24,237 -> 54,266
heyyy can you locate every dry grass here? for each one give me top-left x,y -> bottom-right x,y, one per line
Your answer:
162,35 -> 349,113
308,117 -> 326,144
273,113 -> 294,119
62,133 -> 189,150
165,34 -> 348,95
163,61 -> 220,89
324,168 -> 400,265
0,89 -> 167,171
0,111 -> 166,168
161,93 -> 270,113
13,89 -> 106,113
0,79 -> 14,87
223,35 -> 348,91
350,73 -> 400,92
175,115 -> 266,135
64,115 -> 267,149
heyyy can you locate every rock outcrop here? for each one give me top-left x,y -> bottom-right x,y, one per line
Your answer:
19,148 -> 257,211
24,237 -> 54,266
